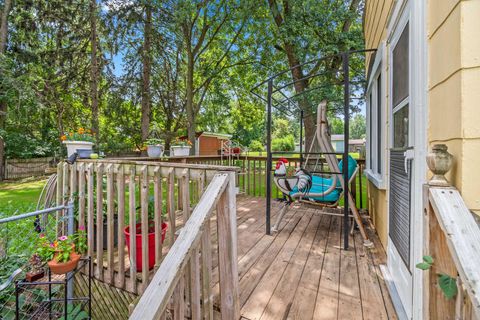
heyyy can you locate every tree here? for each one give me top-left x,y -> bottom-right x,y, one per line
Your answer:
350,113 -> 366,139
141,1 -> 152,143
266,0 -> 364,150
176,0 -> 249,154
0,0 -> 13,180
330,117 -> 344,135
90,0 -> 100,144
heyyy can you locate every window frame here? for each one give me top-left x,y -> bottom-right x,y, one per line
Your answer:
365,42 -> 386,189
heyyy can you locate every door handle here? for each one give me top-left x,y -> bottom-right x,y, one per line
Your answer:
403,149 -> 414,174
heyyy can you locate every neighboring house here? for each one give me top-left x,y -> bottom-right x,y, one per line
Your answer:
364,0 -> 480,318
180,132 -> 232,156
330,134 -> 366,153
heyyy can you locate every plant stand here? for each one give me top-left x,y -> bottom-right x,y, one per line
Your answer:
15,257 -> 92,320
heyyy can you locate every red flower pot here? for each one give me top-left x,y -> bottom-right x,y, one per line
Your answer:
124,222 -> 167,272
48,252 -> 81,275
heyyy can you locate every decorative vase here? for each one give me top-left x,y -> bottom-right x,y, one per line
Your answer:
426,144 -> 453,186
47,252 -> 81,274
147,145 -> 164,158
63,141 -> 94,157
124,222 -> 168,271
171,145 -> 191,157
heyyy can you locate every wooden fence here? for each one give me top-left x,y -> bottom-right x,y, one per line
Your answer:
424,184 -> 480,319
130,172 -> 239,320
5,157 -> 57,180
56,159 -> 238,296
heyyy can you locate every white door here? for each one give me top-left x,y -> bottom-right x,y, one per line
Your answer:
387,12 -> 414,319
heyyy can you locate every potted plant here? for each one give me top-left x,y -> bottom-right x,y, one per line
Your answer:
25,254 -> 45,282
61,128 -> 95,158
145,138 -> 164,158
170,137 -> 192,156
124,196 -> 168,271
36,227 -> 87,275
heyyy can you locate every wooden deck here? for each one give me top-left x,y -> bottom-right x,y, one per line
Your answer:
215,196 -> 397,320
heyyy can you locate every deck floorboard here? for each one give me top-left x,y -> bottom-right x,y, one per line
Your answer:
224,196 -> 397,320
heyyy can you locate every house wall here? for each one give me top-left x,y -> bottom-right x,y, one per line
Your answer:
428,0 -> 480,214
365,0 -> 480,247
364,0 -> 394,249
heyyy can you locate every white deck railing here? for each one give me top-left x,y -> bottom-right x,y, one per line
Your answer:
129,172 -> 239,320
425,185 -> 480,319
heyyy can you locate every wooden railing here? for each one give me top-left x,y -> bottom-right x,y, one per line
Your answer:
56,159 -> 238,295
120,155 -> 367,208
424,184 -> 480,319
130,172 -> 239,320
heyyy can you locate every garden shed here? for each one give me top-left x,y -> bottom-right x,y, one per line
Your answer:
181,132 -> 232,156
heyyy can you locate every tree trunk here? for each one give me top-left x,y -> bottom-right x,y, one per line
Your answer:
141,2 -> 152,143
0,0 -> 13,181
283,43 -> 318,151
90,0 -> 99,146
185,51 -> 196,155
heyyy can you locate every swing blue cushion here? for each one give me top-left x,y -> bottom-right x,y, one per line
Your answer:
289,155 -> 357,203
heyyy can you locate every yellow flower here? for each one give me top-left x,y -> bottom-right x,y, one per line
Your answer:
78,128 -> 85,134
60,135 -> 67,141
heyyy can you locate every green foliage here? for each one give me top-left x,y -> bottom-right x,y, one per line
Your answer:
350,114 -> 366,139
329,117 -> 344,135
145,138 -> 163,146
58,304 -> 89,320
62,128 -> 95,143
273,118 -> 291,139
438,274 -> 458,300
249,140 -> 265,152
416,255 -> 457,300
415,255 -> 434,270
272,134 -> 294,152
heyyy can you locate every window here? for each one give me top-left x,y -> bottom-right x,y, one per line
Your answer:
392,23 -> 410,150
366,43 -> 386,189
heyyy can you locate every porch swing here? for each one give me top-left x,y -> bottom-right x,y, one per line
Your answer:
251,50 -> 377,249
272,101 -> 372,247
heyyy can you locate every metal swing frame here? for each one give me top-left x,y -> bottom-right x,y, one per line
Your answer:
251,50 -> 376,249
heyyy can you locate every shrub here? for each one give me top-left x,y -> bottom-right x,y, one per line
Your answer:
272,134 -> 294,152
249,140 -> 265,152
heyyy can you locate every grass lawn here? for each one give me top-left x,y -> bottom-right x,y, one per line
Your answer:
0,178 -> 48,215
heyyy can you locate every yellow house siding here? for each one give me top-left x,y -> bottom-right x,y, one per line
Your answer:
365,0 -> 394,65
367,180 -> 388,246
428,0 -> 480,212
363,0 -> 394,249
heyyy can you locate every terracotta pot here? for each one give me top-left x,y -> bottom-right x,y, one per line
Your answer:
48,252 -> 81,274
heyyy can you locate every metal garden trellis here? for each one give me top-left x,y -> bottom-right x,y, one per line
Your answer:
250,49 -> 376,250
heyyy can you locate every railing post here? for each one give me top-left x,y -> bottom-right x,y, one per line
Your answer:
216,171 -> 239,319
66,201 -> 75,301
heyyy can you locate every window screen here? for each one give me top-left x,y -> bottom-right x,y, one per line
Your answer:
392,23 -> 409,107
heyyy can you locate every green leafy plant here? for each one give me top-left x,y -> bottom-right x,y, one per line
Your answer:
249,140 -> 264,152
172,137 -> 192,147
61,128 -> 95,143
272,134 -> 295,152
145,138 -> 163,146
416,255 -> 458,300
58,304 -> 89,320
36,228 -> 87,264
